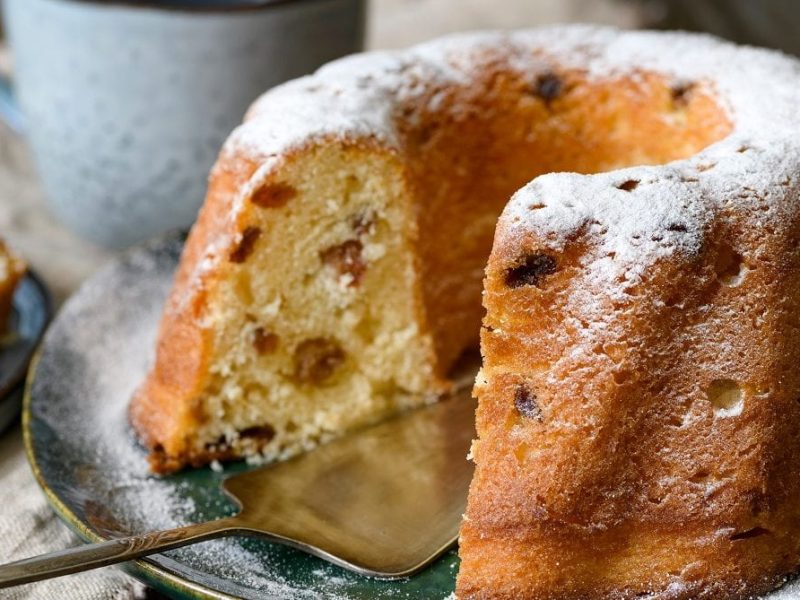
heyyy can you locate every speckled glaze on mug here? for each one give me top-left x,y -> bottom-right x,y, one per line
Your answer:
2,0 -> 365,248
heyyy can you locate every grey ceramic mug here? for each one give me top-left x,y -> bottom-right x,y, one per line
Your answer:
1,0 -> 365,248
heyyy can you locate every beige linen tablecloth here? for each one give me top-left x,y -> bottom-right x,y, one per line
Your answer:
0,1 -> 633,597
0,429 -> 146,599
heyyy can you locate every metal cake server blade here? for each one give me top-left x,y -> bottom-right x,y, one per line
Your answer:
0,387 -> 476,588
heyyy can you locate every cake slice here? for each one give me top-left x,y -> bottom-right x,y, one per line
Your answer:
131,142 -> 448,473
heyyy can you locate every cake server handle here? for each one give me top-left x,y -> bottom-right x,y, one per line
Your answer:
0,516 -> 244,588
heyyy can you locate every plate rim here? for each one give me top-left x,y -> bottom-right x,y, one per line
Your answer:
20,231 -> 459,600
18,236 -> 246,600
22,349 -> 242,600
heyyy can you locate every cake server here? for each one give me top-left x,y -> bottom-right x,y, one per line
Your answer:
0,387 -> 475,588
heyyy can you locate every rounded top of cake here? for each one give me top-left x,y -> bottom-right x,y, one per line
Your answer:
229,25 -> 800,158
486,29 -> 800,323
221,24 -> 800,218
191,25 -> 800,313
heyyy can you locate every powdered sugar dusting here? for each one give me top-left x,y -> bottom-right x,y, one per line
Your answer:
27,233 -> 457,599
191,25 -> 800,304
500,139 -> 800,395
498,26 -> 800,322
229,24 -> 800,167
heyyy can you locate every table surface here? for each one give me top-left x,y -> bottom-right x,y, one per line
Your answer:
0,1 -> 634,598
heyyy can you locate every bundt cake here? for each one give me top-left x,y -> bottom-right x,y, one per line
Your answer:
457,31 -> 800,600
132,26 -> 731,473
132,26 -> 800,598
0,240 -> 25,333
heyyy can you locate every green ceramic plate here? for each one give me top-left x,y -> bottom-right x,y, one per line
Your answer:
23,231 -> 459,600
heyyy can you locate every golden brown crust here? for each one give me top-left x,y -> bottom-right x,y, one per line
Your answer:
129,151 -> 261,470
457,519 -> 800,599
458,150 -> 800,598
400,57 -> 729,374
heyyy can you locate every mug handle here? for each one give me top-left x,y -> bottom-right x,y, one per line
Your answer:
0,50 -> 25,134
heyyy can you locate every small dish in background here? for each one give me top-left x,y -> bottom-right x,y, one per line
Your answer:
0,271 -> 52,434
0,383 -> 22,434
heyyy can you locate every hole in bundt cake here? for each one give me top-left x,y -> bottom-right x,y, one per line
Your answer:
729,527 -> 771,541
447,347 -> 483,380
514,384 -> 542,421
320,240 -> 366,288
714,244 -> 746,286
293,338 -> 346,384
617,179 -> 639,192
505,253 -> 557,288
252,328 -> 279,355
706,379 -> 744,418
688,469 -> 711,484
251,182 -> 298,208
229,227 -> 261,263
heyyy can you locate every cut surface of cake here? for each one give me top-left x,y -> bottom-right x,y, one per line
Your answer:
132,26 -> 732,474
0,239 -> 25,334
457,30 -> 800,600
